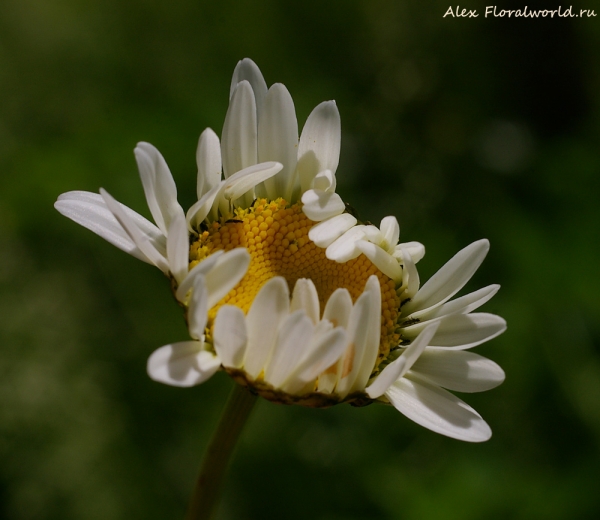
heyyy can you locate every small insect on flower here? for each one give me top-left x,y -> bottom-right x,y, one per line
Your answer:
55,58 -> 506,442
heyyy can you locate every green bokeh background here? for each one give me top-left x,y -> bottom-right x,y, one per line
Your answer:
2,0 -> 600,518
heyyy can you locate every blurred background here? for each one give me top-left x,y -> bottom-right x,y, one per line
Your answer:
1,0 -> 600,518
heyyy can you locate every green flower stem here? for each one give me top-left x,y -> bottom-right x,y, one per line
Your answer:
185,384 -> 258,520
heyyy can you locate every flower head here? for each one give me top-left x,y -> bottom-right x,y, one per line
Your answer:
55,58 -> 506,442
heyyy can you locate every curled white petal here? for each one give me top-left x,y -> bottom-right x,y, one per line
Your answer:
355,240 -> 403,282
380,216 -> 400,252
362,225 -> 382,244
301,189 -> 345,221
325,225 -> 366,263
395,241 -> 425,264
147,341 -> 220,388
311,169 -> 336,193
308,213 -> 358,248
399,243 -> 420,298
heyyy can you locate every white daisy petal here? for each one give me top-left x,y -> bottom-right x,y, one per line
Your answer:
196,128 -> 222,199
399,244 -> 420,300
308,213 -> 358,248
385,374 -> 492,442
311,169 -> 336,193
411,349 -> 505,393
297,100 -> 341,193
147,341 -> 220,388
214,305 -> 248,369
187,275 -> 208,340
166,212 -> 189,284
325,225 -> 367,262
222,80 -> 258,179
402,239 -> 490,315
134,142 -> 184,236
317,289 -> 354,394
244,277 -> 291,379
396,241 -> 425,264
258,83 -> 299,201
316,370 -> 338,394
175,250 -> 224,303
55,191 -> 166,263
100,188 -> 169,273
215,180 -> 232,218
204,248 -> 252,309
230,58 -> 268,118
404,313 -> 507,350
380,216 -> 400,252
322,288 -> 353,329
335,289 -> 374,396
265,310 -> 314,388
355,240 -> 403,282
175,248 -> 250,306
407,284 -> 501,323
285,326 -> 348,394
354,275 -> 382,389
223,161 -> 283,203
186,181 -> 225,231
53,199 -> 134,258
301,189 -> 345,221
362,225 -> 383,244
366,322 -> 440,399
290,278 -> 320,325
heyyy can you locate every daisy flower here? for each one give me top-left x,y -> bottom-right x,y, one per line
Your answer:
55,58 -> 505,442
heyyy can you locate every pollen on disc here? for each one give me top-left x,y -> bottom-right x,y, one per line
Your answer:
189,198 -> 401,362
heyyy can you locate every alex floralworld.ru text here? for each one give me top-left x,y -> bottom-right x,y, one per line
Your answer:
443,5 -> 597,18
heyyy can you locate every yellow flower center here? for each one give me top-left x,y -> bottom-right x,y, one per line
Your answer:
189,198 -> 401,365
